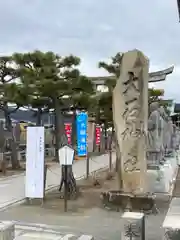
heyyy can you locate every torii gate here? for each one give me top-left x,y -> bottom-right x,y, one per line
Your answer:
90,66 -> 174,87
148,66 -> 174,83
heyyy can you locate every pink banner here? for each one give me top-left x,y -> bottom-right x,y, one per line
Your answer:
65,123 -> 72,145
95,125 -> 101,146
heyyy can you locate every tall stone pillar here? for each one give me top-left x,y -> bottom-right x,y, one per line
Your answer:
113,49 -> 149,193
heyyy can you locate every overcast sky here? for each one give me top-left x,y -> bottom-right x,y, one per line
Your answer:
1,0 -> 180,101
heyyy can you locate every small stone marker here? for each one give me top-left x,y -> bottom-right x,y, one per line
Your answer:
0,221 -> 15,240
121,212 -> 145,240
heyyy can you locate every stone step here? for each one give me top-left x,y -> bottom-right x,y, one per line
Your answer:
14,232 -> 94,240
0,221 -> 94,240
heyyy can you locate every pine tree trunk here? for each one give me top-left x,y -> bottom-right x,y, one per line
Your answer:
4,106 -> 20,169
36,108 -> 42,126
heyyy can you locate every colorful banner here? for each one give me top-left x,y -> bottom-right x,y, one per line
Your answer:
95,125 -> 101,146
76,112 -> 88,156
64,123 -> 72,145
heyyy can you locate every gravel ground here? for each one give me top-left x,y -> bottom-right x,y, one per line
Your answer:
0,203 -> 168,239
0,169 -> 170,239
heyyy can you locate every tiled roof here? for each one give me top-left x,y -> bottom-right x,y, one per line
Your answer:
174,103 -> 180,113
0,108 -> 72,124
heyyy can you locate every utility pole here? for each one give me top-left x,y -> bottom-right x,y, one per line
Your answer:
177,0 -> 180,22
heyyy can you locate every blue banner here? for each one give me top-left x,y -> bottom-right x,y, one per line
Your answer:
76,112 -> 88,156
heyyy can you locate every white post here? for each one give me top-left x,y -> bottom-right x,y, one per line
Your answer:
121,212 -> 145,240
0,222 -> 15,240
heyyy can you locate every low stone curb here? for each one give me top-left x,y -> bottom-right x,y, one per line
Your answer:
0,172 -> 25,182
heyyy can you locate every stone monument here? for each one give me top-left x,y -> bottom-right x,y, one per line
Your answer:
100,49 -> 174,212
147,102 -> 164,166
164,118 -> 173,156
113,49 -> 148,194
158,106 -> 168,159
174,125 -> 180,151
146,105 -> 179,194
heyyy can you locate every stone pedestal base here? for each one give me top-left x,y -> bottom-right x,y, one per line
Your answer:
100,190 -> 157,214
0,222 -> 14,240
147,155 -> 178,194
121,212 -> 145,240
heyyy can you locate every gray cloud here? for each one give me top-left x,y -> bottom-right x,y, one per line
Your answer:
0,0 -> 180,100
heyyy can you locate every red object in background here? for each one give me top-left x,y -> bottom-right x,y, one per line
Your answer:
95,125 -> 101,146
65,123 -> 72,144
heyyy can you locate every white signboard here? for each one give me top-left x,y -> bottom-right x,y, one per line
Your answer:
58,145 -> 74,165
25,126 -> 45,198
